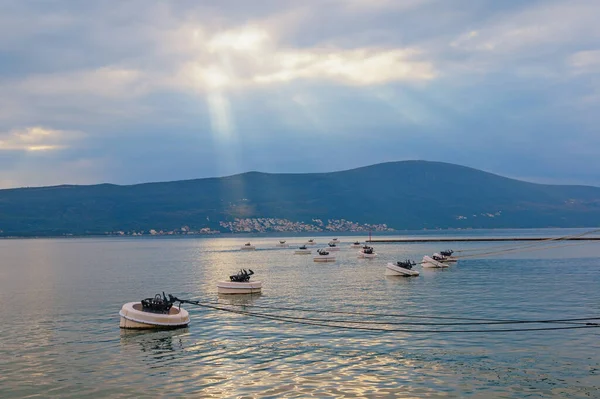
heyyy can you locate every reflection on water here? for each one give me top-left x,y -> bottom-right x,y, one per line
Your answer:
0,234 -> 599,398
120,328 -> 189,351
217,293 -> 263,306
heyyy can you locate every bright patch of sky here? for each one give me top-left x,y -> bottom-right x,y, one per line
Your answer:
0,0 -> 599,187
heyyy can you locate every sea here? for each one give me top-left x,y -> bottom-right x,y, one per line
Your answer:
0,228 -> 599,398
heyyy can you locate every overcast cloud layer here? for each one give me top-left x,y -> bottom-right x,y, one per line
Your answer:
0,0 -> 599,188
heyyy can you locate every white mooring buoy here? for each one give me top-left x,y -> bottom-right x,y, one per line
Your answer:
119,293 -> 190,329
217,269 -> 262,295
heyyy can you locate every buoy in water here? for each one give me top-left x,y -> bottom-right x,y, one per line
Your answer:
119,293 -> 189,329
385,260 -> 419,276
218,269 -> 262,294
217,281 -> 262,294
314,249 -> 336,262
295,245 -> 312,254
358,246 -> 377,258
422,255 -> 448,268
432,252 -> 457,263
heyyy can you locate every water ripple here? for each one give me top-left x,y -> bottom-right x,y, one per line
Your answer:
0,236 -> 599,398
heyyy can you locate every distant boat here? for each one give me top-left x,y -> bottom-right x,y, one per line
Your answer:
385,260 -> 419,277
306,239 -> 317,246
328,238 -> 340,245
240,243 -> 256,250
350,241 -> 362,248
276,240 -> 289,248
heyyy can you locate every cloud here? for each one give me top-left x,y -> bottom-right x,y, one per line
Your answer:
208,26 -> 270,53
17,67 -> 143,98
7,24 -> 435,98
0,18 -> 438,139
177,46 -> 434,91
0,126 -> 81,152
568,50 -> 600,73
173,24 -> 436,94
450,1 -> 600,54
444,0 -> 600,82
0,0 -> 599,188
252,48 -> 435,85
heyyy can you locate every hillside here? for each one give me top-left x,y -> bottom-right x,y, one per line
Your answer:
1,161 -> 600,236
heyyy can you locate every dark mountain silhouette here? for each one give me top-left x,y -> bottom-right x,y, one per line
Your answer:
1,161 -> 599,235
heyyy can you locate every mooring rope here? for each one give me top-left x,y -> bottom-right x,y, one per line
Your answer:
453,239 -> 597,260
176,300 -> 600,333
210,301 -> 522,321
200,300 -> 598,324
171,297 -> 600,333
453,228 -> 600,257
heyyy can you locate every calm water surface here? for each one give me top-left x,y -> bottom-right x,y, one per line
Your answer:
0,230 -> 599,398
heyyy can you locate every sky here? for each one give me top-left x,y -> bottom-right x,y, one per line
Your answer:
0,0 -> 599,188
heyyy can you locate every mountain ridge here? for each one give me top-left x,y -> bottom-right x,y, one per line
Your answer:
1,160 -> 599,236
4,160 -> 598,191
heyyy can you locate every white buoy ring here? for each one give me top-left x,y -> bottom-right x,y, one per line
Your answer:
119,302 -> 190,329
422,255 -> 448,268
217,281 -> 262,295
295,249 -> 312,254
358,251 -> 377,258
385,262 -> 420,276
313,255 -> 336,262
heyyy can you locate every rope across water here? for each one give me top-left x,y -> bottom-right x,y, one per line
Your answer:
171,298 -> 600,334
452,228 -> 600,259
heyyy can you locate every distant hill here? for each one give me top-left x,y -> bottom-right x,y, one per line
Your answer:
1,161 -> 600,236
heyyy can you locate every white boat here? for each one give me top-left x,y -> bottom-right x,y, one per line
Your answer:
314,249 -> 336,262
350,241 -> 362,248
241,243 -> 256,250
119,294 -> 190,329
358,246 -> 377,258
306,239 -> 317,246
217,269 -> 262,294
328,238 -> 340,245
422,255 -> 448,268
276,240 -> 289,248
385,261 -> 419,277
294,245 -> 312,255
326,243 -> 341,251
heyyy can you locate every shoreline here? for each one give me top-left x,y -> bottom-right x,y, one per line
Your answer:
0,227 -> 598,240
